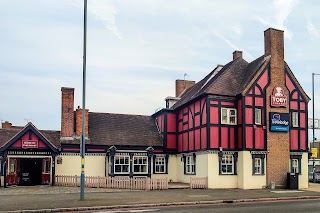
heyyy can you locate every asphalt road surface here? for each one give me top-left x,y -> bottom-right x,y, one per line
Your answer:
77,199 -> 320,213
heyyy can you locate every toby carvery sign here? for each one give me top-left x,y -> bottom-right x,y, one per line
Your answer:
271,86 -> 287,107
270,112 -> 289,132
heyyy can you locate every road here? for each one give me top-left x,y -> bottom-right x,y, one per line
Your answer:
78,199 -> 320,213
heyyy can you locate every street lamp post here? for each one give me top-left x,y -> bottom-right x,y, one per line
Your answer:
312,73 -> 320,183
80,0 -> 87,201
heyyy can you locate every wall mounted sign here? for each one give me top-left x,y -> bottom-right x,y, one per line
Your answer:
271,86 -> 287,107
270,112 -> 289,132
22,140 -> 38,149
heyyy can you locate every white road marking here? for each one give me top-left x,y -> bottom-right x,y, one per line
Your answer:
271,190 -> 303,193
92,209 -> 159,213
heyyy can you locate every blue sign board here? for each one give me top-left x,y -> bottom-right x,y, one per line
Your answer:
270,112 -> 289,132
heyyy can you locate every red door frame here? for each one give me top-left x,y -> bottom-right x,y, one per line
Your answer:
41,158 -> 51,185
6,158 -> 18,185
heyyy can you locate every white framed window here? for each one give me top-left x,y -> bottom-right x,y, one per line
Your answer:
155,157 -> 166,173
114,155 -> 130,174
254,158 -> 262,174
255,108 -> 262,125
221,108 -> 237,125
291,159 -> 299,174
43,159 -> 50,174
185,156 -> 195,174
8,158 -> 16,174
221,155 -> 233,174
292,112 -> 299,127
133,156 -> 148,174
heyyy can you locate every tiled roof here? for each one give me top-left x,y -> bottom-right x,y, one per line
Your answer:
86,112 -> 162,147
172,56 -> 268,109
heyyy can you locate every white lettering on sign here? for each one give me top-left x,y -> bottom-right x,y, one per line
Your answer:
22,140 -> 38,149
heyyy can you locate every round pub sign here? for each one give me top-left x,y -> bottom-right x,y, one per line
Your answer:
271,86 -> 287,107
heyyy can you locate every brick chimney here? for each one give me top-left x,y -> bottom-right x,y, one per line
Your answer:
175,80 -> 195,97
233,50 -> 242,60
264,28 -> 289,188
2,121 -> 12,129
76,106 -> 89,137
61,87 -> 75,138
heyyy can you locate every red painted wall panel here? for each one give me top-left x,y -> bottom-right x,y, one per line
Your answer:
167,113 -> 176,132
245,97 -> 253,105
238,100 -> 242,124
300,130 -> 306,150
290,130 -> 299,150
167,134 -> 176,149
183,133 -> 188,151
292,91 -> 298,99
257,69 -> 269,90
286,74 -> 295,92
210,126 -> 219,148
188,111 -> 193,128
221,127 -> 228,148
189,131 -> 194,151
246,127 -> 253,148
11,132 -> 48,149
290,101 -> 298,110
245,108 -> 253,124
195,129 -> 201,150
255,97 -> 264,106
195,100 -> 201,113
210,100 -> 218,105
300,102 -> 306,110
221,102 -> 235,107
230,128 -> 235,149
178,121 -> 182,132
255,86 -> 261,95
238,127 -> 242,149
202,102 -> 207,124
178,134 -> 182,152
210,106 -> 219,124
195,115 -> 200,127
255,127 -> 264,149
300,112 -> 306,128
201,127 -> 207,149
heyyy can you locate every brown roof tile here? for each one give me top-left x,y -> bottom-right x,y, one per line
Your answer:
85,112 -> 162,147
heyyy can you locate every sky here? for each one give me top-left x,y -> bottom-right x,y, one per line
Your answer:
0,0 -> 320,132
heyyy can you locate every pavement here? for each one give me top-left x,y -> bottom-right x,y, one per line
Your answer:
1,183 -> 320,213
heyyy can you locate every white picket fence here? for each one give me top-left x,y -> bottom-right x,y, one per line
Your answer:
55,175 -> 168,190
190,177 -> 208,189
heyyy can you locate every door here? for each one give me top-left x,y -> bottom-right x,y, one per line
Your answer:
7,158 -> 18,185
41,158 -> 51,185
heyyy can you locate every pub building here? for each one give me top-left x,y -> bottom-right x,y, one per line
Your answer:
0,28 -> 309,189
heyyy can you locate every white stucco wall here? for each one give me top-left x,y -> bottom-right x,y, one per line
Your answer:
299,153 -> 309,189
207,153 -> 238,189
237,151 -> 266,189
55,154 -> 107,177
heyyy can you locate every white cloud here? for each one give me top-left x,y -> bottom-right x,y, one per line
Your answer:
307,20 -> 320,39
255,0 -> 298,39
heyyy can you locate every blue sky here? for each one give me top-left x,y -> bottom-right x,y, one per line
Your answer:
0,0 -> 319,131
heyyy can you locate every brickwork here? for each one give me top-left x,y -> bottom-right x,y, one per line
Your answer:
61,87 -> 74,137
233,51 -> 243,60
175,80 -> 195,97
2,122 -> 12,129
264,28 -> 290,188
75,108 -> 89,136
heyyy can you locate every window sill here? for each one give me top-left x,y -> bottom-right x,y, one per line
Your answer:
252,174 -> 265,176
184,173 -> 196,175
219,174 -> 237,176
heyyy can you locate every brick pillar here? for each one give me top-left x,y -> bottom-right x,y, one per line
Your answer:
233,50 -> 243,60
175,80 -> 195,97
265,28 -> 289,188
61,87 -> 75,138
75,107 -> 89,137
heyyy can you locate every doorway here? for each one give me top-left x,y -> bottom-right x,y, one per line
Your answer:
19,158 -> 42,185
